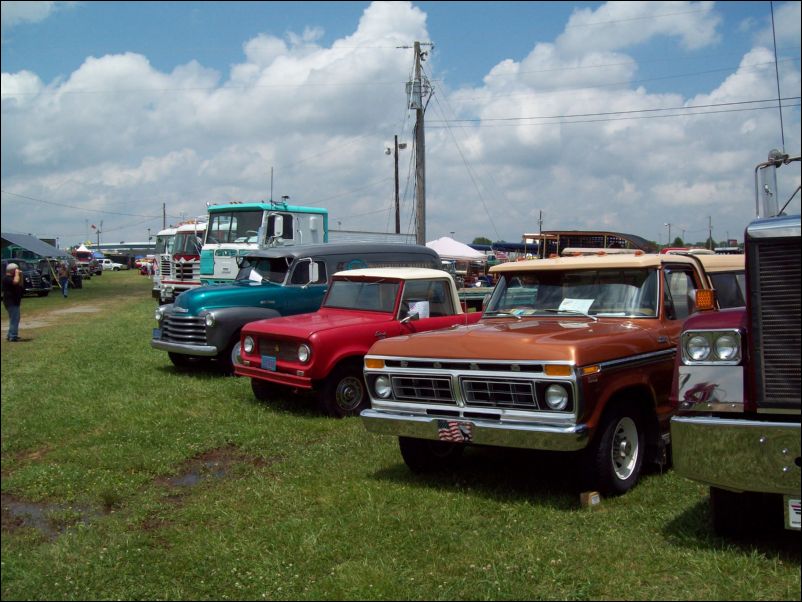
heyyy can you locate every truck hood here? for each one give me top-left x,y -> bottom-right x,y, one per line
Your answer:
244,308 -> 393,339
368,318 -> 661,365
174,280 -> 282,313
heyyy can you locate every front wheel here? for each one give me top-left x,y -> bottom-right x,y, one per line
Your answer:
251,378 -> 277,402
399,437 -> 464,473
318,362 -> 368,418
585,406 -> 645,496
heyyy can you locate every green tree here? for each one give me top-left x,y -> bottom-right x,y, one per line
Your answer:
671,236 -> 685,247
472,236 -> 492,245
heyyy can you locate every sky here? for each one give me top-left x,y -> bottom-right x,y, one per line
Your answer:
1,1 -> 800,248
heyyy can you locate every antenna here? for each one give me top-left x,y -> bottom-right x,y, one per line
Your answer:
770,1 -> 786,151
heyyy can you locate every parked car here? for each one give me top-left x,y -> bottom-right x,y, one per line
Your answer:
1,259 -> 51,298
100,258 -> 125,271
235,268 -> 483,417
152,243 -> 442,372
362,252 -> 745,496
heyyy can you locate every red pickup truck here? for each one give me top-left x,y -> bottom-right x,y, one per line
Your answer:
235,268 -> 483,417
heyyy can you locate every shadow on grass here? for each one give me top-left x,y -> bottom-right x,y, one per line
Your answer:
663,498 -> 801,562
371,446 -> 586,510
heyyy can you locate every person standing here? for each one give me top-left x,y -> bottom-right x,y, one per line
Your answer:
3,262 -> 24,342
58,262 -> 70,298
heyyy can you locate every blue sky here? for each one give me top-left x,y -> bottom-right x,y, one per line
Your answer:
1,1 -> 800,246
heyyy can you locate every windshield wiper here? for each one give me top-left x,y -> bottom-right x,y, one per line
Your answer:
536,308 -> 598,322
483,310 -> 522,320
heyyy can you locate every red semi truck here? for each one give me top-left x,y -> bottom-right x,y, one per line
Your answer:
670,150 -> 801,535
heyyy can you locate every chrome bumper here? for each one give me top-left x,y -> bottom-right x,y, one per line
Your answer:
361,409 -> 589,452
671,416 -> 800,495
150,339 -> 219,357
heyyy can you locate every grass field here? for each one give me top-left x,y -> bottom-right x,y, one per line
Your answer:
1,270 -> 799,601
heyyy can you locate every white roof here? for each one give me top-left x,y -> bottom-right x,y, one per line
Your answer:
426,236 -> 486,262
333,267 -> 454,281
175,222 -> 207,232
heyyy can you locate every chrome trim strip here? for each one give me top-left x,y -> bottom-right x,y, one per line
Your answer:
598,348 -> 676,371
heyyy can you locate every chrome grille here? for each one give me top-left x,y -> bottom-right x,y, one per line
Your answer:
461,378 -> 537,410
174,261 -> 199,282
750,237 -> 801,410
161,314 -> 206,345
159,256 -> 171,278
391,376 -> 455,404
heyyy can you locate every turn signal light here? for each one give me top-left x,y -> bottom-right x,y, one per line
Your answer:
695,289 -> 716,311
544,364 -> 572,377
365,358 -> 385,369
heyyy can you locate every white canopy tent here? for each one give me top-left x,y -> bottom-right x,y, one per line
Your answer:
426,237 -> 487,263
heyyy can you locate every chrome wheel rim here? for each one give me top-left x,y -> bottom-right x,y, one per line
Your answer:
230,341 -> 242,367
610,417 -> 639,480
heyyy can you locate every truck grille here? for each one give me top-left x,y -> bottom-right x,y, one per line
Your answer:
391,376 -> 455,403
750,237 -> 801,411
161,315 -> 206,345
461,378 -> 537,410
160,256 -> 171,278
174,262 -> 199,282
256,338 -> 299,362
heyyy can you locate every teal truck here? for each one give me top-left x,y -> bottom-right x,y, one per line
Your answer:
151,243 -> 440,372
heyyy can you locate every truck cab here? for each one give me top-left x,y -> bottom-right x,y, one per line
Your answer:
670,151 -> 800,535
362,252 -> 743,496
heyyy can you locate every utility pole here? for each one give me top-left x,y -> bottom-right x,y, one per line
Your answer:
163,203 -> 166,229
394,136 -> 401,233
413,41 -> 427,246
708,216 -> 713,250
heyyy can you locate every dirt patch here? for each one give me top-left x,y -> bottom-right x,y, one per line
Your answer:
155,444 -> 278,490
1,492 -> 102,541
1,305 -> 103,333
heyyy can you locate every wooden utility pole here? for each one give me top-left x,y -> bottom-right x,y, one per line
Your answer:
414,41 -> 426,246
394,135 -> 401,234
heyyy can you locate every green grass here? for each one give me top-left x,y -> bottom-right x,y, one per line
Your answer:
2,271 -> 800,600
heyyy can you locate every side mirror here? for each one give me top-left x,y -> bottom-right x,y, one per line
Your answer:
270,215 -> 284,238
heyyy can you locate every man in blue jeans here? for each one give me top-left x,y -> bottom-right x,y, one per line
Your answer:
3,262 -> 24,341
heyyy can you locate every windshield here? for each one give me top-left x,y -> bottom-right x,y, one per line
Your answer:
235,256 -> 292,284
206,210 -> 263,244
709,271 -> 746,309
324,279 -> 400,312
155,235 -> 174,254
486,269 -> 658,318
173,231 -> 203,255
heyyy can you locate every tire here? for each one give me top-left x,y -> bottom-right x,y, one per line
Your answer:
168,352 -> 209,369
217,335 -> 242,374
318,361 -> 369,418
710,487 -> 782,537
585,405 -> 645,496
399,437 -> 464,473
251,378 -> 277,402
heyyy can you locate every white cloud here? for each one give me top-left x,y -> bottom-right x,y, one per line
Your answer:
1,0 -> 800,246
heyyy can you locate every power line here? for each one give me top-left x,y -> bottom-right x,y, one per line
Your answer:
428,97 -> 802,125
427,101 -> 802,129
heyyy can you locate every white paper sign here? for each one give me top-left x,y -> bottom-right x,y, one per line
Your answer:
409,300 -> 430,319
559,298 -> 594,313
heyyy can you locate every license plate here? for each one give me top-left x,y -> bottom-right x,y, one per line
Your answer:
786,496 -> 801,530
152,328 -> 162,339
437,419 -> 473,443
261,355 -> 277,371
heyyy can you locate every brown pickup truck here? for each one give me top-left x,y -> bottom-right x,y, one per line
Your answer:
362,252 -> 744,496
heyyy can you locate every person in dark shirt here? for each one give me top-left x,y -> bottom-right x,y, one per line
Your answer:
3,262 -> 24,341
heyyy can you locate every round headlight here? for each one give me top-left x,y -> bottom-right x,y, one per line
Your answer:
685,335 -> 710,361
205,313 -> 216,327
243,336 -> 255,354
154,307 -> 164,322
297,344 -> 311,363
714,334 -> 739,361
544,384 -> 569,411
375,375 -> 392,399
